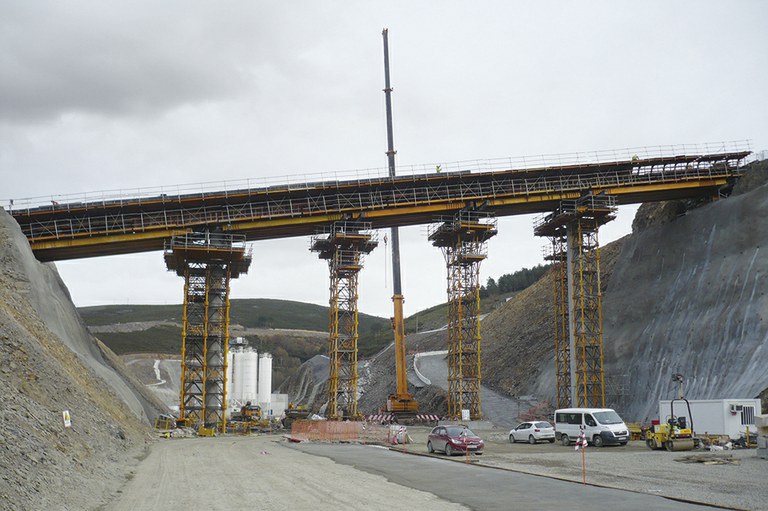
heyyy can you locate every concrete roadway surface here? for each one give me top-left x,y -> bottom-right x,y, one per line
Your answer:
107,435 -> 720,511
292,442 -> 720,511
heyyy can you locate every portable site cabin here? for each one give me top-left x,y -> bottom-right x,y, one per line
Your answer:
658,399 -> 762,439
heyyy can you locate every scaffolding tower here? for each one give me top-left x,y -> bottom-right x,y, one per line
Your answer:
535,194 -> 616,409
310,221 -> 378,420
543,235 -> 571,409
164,231 -> 252,432
429,210 -> 497,420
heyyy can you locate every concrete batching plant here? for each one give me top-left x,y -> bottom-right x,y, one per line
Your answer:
226,338 -> 272,416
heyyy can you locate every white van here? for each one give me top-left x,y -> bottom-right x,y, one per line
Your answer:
554,408 -> 629,447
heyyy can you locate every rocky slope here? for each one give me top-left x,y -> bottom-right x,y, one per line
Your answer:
483,159 -> 768,421
0,208 -> 167,511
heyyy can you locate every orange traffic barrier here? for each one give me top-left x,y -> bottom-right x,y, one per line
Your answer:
290,420 -> 390,444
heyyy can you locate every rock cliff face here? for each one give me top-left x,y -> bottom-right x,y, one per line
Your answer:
604,169 -> 768,421
482,160 -> 768,421
0,208 -> 166,510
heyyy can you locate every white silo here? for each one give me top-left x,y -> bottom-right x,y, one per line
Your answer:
233,346 -> 246,403
226,349 -> 235,403
241,348 -> 258,403
258,353 -> 273,411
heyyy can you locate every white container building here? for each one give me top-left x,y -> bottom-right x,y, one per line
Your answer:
658,398 -> 762,439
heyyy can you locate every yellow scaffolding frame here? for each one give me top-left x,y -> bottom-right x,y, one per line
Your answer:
535,195 -> 615,409
166,231 -> 251,432
429,211 -> 497,420
311,222 -> 377,420
569,222 -> 606,408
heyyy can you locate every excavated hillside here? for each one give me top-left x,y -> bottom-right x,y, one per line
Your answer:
0,208 -> 167,511
483,159 -> 768,421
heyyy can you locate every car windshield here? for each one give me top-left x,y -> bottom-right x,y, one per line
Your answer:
593,411 -> 623,425
534,421 -> 552,429
446,426 -> 475,437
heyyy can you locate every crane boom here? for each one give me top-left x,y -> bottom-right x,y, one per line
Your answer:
382,28 -> 417,414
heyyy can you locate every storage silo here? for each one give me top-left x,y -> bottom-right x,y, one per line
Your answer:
241,348 -> 258,403
258,353 -> 273,410
233,346 -> 246,404
226,349 -> 235,403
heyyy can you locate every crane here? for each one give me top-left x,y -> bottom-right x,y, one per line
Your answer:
382,28 -> 418,416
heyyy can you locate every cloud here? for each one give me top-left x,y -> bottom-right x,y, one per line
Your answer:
0,1 -> 298,122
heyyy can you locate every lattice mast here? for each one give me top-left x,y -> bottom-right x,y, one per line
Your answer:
534,195 -> 616,408
429,210 -> 497,420
311,222 -> 377,420
543,235 -> 570,409
382,28 -> 418,414
165,231 -> 251,432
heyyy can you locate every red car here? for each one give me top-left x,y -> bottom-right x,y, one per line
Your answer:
427,425 -> 484,456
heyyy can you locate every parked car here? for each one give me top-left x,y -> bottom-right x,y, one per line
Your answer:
554,408 -> 629,447
509,421 -> 556,444
427,425 -> 484,456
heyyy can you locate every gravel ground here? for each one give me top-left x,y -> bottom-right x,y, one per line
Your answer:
400,426 -> 766,511
106,435 -> 467,511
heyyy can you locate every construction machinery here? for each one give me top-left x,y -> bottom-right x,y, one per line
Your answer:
381,28 -> 418,418
282,403 -> 310,429
646,374 -> 697,451
230,402 -> 269,431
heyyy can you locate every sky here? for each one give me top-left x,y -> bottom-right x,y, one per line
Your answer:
2,1 -> 766,318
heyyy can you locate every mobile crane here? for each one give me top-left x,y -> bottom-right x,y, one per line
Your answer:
382,28 -> 418,417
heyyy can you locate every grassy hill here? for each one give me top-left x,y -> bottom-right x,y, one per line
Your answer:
79,298 -> 389,331
79,298 -> 391,356
404,292 -> 517,333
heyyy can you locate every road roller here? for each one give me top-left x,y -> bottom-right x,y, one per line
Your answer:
646,397 -> 697,451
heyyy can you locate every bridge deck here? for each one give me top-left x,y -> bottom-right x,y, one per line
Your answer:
8,149 -> 751,261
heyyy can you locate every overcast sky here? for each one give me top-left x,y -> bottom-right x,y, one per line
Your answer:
2,1 -> 766,318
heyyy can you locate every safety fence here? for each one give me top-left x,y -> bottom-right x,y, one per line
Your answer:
290,420 -> 394,444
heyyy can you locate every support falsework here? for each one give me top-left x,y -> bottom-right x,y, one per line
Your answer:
311,221 -> 378,420
165,231 -> 252,432
429,211 -> 497,420
534,194 -> 616,409
544,235 -> 570,410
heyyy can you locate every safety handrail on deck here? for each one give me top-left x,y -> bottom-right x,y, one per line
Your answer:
3,140 -> 753,212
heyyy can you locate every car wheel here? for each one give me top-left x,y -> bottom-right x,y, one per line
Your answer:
427,441 -> 434,453
528,435 -> 536,445
445,444 -> 453,456
593,435 -> 604,448
548,438 -> 555,443
560,434 -> 570,446
509,434 -> 515,443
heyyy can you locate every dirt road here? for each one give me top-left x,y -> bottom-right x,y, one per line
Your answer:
104,435 -> 467,511
104,432 -> 753,511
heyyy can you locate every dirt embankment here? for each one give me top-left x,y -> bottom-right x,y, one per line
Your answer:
0,208 -> 166,511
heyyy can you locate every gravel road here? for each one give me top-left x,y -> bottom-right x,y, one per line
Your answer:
404,426 -> 767,511
106,430 -> 766,511
105,435 -> 467,511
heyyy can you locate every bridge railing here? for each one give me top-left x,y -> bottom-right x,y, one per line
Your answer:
4,141 -> 751,213
16,150 -> 748,244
